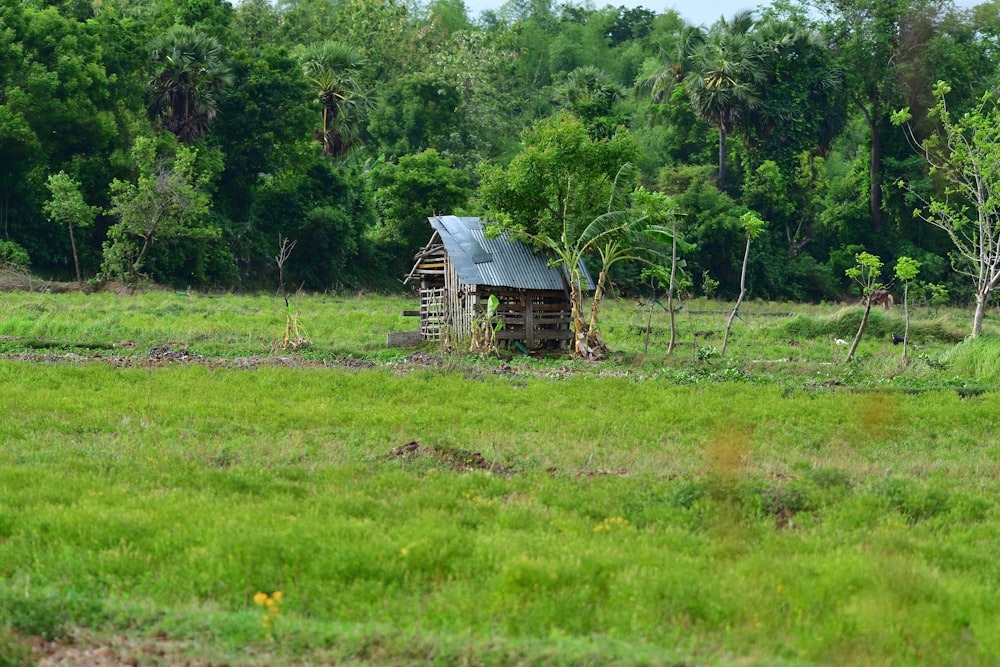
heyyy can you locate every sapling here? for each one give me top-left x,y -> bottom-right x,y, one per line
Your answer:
895,256 -> 920,363
844,251 -> 884,363
721,211 -> 766,356
43,171 -> 96,285
276,235 -> 310,350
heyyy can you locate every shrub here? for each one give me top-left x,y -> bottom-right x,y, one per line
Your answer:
0,591 -> 68,641
0,241 -> 29,269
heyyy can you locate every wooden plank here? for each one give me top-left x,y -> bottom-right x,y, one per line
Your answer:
496,330 -> 573,341
402,310 -> 420,317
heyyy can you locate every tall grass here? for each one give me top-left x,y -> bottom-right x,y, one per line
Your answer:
941,335 -> 1000,383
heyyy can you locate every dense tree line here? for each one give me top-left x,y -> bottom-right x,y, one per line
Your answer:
1,0 -> 998,304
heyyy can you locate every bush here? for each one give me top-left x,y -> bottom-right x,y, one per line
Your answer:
0,591 -> 68,641
0,241 -> 29,269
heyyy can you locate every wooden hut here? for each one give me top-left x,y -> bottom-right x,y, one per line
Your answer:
401,216 -> 591,348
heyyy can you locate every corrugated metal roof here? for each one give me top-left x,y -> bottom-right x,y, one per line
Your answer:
428,216 -> 592,291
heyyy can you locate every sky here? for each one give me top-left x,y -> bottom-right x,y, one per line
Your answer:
462,0 -> 987,30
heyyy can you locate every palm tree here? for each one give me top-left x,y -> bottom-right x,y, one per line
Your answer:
297,41 -> 372,158
685,11 -> 766,190
636,24 -> 705,108
148,25 -> 233,143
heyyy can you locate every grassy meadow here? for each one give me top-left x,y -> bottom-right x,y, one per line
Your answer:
1,288 -> 1000,665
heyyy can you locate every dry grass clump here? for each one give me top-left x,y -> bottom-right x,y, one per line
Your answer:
0,263 -> 44,292
0,263 -> 88,294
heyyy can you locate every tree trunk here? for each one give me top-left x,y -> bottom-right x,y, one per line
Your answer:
721,232 -> 751,356
644,295 -> 655,354
584,270 -> 609,359
588,270 -> 606,334
868,110 -> 883,232
845,302 -> 872,363
717,126 -> 727,191
68,222 -> 82,285
972,291 -> 987,338
133,234 -> 154,281
902,282 -> 910,363
667,219 -> 678,355
570,277 -> 587,356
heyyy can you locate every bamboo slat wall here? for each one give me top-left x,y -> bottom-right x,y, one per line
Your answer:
485,288 -> 572,345
408,242 -> 573,347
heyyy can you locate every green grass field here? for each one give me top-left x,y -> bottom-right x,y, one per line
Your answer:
1,288 -> 999,665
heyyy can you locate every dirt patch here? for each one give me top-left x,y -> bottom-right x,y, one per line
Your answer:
388,440 -> 514,475
546,467 -> 630,478
0,344 -> 379,372
397,351 -> 445,367
29,631 -> 237,667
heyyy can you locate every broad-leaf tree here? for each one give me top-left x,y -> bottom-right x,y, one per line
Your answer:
102,137 -> 216,283
893,81 -> 1000,337
43,171 -> 97,284
812,0 -> 912,232
478,112 -> 640,245
369,148 -> 471,268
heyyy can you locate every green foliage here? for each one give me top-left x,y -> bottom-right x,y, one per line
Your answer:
0,242 -> 29,269
43,172 -> 97,234
102,138 -> 217,283
700,270 -> 719,298
0,0 -> 996,308
469,293 -> 504,354
249,151 -> 377,290
895,81 -> 1000,337
297,40 -> 371,158
148,24 -> 233,143
367,73 -> 463,157
369,149 -> 471,266
895,256 -> 920,283
551,66 -> 628,139
0,590 -> 68,641
0,628 -> 31,667
845,251 -> 883,296
478,112 -> 641,244
44,171 -> 97,282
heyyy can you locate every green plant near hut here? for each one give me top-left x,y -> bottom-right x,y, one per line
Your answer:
470,294 -> 504,354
